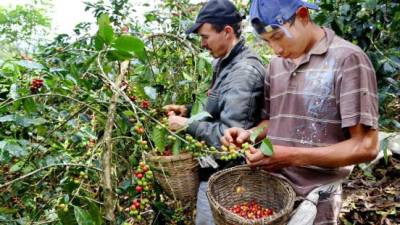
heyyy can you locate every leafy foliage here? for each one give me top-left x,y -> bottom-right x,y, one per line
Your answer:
312,0 -> 400,131
0,0 -> 399,224
0,0 -> 207,224
0,2 -> 51,55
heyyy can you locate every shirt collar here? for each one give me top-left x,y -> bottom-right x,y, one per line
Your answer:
219,38 -> 246,67
288,27 -> 335,68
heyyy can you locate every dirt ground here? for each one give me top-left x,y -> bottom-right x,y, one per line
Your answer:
340,154 -> 400,225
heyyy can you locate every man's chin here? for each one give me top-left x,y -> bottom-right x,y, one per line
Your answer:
204,50 -> 218,58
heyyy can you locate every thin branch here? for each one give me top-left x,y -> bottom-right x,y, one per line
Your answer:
145,33 -> 198,52
0,163 -> 101,189
0,93 -> 107,118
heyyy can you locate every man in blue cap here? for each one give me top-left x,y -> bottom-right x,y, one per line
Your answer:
164,0 -> 266,224
222,0 -> 379,224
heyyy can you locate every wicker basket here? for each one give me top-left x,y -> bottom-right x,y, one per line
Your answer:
148,153 -> 200,201
207,165 -> 295,225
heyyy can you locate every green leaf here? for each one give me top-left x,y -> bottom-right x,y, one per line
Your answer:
0,207 -> 17,214
10,161 -> 24,172
14,115 -> 47,127
112,35 -> 145,60
187,111 -> 212,125
94,35 -> 105,50
144,86 -> 157,100
74,206 -> 95,225
182,72 -> 193,81
57,206 -> 78,225
250,124 -> 267,143
97,14 -> 114,44
151,126 -> 166,152
0,141 -> 11,162
86,202 -> 102,225
191,93 -> 207,116
23,98 -> 37,113
2,141 -> 26,157
0,115 -> 14,122
380,137 -> 390,164
172,138 -> 181,155
80,127 -> 97,140
106,50 -> 134,61
364,0 -> 377,10
36,125 -> 47,136
9,84 -> 19,99
123,110 -> 135,117
14,60 -> 44,70
259,137 -> 274,157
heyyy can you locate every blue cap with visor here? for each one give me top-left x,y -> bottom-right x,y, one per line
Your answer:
250,0 -> 319,34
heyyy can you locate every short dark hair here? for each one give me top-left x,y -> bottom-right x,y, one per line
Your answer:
286,13 -> 297,26
210,22 -> 242,38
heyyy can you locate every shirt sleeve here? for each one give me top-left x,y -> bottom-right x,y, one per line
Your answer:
336,52 -> 379,129
187,64 -> 265,147
262,64 -> 271,120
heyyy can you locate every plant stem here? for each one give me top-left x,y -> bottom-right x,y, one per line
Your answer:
102,60 -> 130,222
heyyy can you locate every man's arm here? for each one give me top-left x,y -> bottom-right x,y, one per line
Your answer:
245,124 -> 379,170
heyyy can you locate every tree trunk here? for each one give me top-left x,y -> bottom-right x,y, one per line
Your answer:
102,61 -> 129,222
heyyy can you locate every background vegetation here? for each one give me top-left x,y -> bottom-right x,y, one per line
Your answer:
0,0 -> 398,224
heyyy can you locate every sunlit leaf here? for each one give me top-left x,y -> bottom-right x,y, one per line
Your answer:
113,35 -> 145,59
9,84 -> 19,99
97,14 -> 114,44
152,126 -> 166,152
1,141 -> 26,157
144,86 -> 157,100
14,115 -> 47,127
172,138 -> 181,155
0,115 -> 14,122
259,137 -> 274,157
14,60 -> 44,70
250,124 -> 267,143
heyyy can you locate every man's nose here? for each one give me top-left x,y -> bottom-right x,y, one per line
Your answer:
201,39 -> 207,49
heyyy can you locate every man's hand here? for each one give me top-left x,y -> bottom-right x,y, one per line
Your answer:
163,104 -> 188,117
220,127 -> 251,147
168,115 -> 188,131
245,145 -> 296,171
245,145 -> 264,163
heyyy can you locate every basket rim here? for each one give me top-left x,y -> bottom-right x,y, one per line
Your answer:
147,152 -> 194,162
206,165 -> 295,224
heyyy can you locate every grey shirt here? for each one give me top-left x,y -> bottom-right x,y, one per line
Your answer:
187,39 -> 265,148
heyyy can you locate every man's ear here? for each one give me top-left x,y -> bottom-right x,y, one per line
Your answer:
296,7 -> 310,24
224,25 -> 234,38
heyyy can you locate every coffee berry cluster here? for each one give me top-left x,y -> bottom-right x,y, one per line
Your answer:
229,200 -> 274,220
219,142 -> 250,161
30,78 -> 44,93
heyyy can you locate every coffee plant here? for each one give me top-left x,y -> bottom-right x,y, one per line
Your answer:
0,0 -> 398,225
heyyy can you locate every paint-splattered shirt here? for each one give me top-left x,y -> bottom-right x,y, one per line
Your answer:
264,28 -> 378,196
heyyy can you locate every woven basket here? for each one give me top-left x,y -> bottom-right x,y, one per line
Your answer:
207,165 -> 295,225
148,153 -> 199,201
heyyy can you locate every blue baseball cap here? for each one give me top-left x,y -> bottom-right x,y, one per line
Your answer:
250,0 -> 319,34
186,0 -> 244,34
